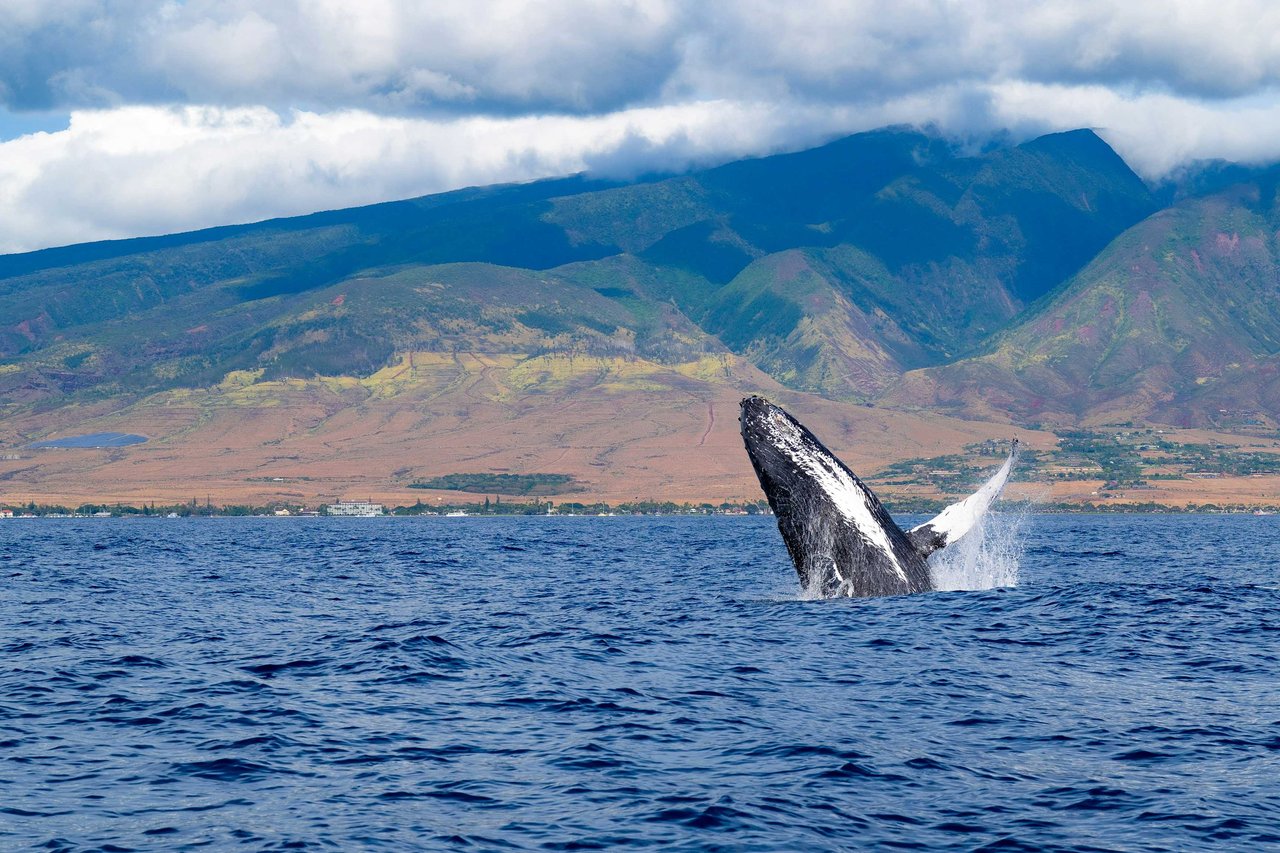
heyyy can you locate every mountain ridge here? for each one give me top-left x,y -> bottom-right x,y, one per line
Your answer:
3,125 -> 1279,506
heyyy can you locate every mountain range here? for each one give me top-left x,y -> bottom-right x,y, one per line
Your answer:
2,125 -> 1278,505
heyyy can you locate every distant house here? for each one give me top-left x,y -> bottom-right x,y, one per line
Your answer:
0,508 -> 13,518
326,500 -> 384,517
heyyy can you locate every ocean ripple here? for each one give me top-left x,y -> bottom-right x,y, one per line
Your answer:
1,515 -> 1278,850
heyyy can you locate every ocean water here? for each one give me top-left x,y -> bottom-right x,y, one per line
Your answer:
1,514 -> 1278,851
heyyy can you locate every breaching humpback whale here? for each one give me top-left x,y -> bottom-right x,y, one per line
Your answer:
739,396 -> 1018,598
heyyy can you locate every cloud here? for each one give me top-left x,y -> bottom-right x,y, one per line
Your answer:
0,101 -> 840,253
8,1 -> 1280,113
5,2 -> 1280,251
987,82 -> 1280,177
8,84 -> 1280,254
9,1 -> 1280,114
0,1 -> 687,114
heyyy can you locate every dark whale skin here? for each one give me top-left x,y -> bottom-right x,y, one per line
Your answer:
739,395 -> 932,598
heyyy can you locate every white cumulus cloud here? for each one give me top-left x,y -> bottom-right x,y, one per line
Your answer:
0,100 -> 859,253
5,1 -> 1280,251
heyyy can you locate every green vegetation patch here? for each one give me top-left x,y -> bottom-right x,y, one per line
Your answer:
1056,430 -> 1145,486
409,473 -> 583,495
517,309 -> 614,338
1155,443 -> 1280,476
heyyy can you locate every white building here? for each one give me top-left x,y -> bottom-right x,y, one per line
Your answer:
325,500 -> 385,517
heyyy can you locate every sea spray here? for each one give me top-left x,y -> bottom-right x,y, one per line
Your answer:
782,507 -> 1032,599
928,507 -> 1030,591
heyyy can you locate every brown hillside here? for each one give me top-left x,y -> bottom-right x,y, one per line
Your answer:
0,353 -> 1054,508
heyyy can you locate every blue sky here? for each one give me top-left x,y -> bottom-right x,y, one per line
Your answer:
3,1 -> 1280,253
0,107 -> 67,139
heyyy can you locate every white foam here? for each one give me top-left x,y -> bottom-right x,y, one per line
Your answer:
927,506 -> 1028,591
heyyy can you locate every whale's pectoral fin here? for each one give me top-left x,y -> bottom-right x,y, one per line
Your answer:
907,439 -> 1019,559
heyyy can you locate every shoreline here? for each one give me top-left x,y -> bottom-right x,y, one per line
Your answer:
4,497 -> 1278,519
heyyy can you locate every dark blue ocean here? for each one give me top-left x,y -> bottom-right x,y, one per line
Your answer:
2,515 -> 1278,851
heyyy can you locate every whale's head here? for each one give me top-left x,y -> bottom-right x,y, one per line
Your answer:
738,395 -> 789,439
739,395 -> 771,435
739,396 -> 814,471
738,395 -> 837,508
739,395 -> 781,469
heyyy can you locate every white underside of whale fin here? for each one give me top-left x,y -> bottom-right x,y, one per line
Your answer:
908,440 -> 1019,558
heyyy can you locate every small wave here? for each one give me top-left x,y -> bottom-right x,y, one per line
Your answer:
172,758 -> 302,783
240,658 -> 330,677
3,514 -> 1277,851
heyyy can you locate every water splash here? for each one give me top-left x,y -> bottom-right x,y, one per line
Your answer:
795,574 -> 830,602
928,508 -> 1030,592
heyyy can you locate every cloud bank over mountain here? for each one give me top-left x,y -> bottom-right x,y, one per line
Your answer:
3,0 -> 1280,252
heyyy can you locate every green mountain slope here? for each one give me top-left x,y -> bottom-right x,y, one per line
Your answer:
891,182 -> 1280,428
699,247 -> 924,398
0,257 -> 728,416
549,128 -> 1158,361
0,125 -> 1192,432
